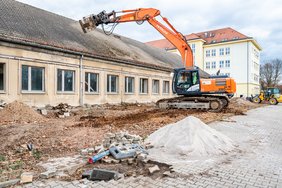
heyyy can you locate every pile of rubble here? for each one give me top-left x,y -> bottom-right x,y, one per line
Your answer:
39,103 -> 72,118
81,132 -> 151,164
53,103 -> 71,118
80,132 -> 155,181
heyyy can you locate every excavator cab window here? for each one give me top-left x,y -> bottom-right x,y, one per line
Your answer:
176,70 -> 200,94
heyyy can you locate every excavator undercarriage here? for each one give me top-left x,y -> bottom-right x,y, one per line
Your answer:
157,95 -> 229,112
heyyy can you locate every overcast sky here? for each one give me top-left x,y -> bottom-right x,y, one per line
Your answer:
17,0 -> 282,61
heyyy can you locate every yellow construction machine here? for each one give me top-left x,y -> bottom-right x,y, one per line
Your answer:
251,87 -> 281,105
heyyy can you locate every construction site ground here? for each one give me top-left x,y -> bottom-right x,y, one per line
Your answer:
1,98 -> 278,188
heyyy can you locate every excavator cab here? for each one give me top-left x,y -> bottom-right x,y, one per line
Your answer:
173,69 -> 200,95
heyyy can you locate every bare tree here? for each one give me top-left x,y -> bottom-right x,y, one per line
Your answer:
260,59 -> 282,89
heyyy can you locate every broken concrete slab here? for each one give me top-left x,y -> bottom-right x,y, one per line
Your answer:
127,158 -> 134,165
40,109 -> 48,116
0,179 -> 20,188
162,171 -> 174,178
64,112 -> 70,117
149,165 -> 160,174
20,172 -> 33,183
38,156 -> 85,179
39,169 -> 57,179
137,153 -> 147,161
81,149 -> 88,155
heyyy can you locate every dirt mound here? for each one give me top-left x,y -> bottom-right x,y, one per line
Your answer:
230,97 -> 257,107
146,116 -> 235,163
225,97 -> 259,115
0,101 -> 45,124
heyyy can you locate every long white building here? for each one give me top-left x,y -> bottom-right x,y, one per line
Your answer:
146,27 -> 262,97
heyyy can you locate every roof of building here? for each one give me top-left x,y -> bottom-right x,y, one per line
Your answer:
0,0 -> 183,70
146,27 -> 250,50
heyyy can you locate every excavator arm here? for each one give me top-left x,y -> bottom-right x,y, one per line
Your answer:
79,8 -> 193,68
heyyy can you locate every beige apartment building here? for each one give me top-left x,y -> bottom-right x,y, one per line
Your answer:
0,0 -> 182,107
147,28 -> 262,97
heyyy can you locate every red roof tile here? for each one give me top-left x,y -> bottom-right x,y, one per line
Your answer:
146,27 -> 249,49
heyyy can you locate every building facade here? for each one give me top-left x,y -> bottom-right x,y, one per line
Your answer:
146,28 -> 262,97
0,0 -> 182,107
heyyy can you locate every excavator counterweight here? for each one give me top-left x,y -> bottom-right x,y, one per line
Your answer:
80,8 -> 236,112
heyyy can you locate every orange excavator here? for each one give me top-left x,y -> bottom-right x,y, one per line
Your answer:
79,8 -> 236,111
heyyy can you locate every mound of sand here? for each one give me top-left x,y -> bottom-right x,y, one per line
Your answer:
0,101 -> 45,124
146,116 -> 235,163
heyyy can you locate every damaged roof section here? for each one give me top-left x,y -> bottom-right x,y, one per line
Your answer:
0,0 -> 182,70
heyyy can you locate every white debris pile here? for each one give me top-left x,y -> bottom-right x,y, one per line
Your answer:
146,116 -> 235,162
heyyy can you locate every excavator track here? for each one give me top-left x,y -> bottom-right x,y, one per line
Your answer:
157,95 -> 229,112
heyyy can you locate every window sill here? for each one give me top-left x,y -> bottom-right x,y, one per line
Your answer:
21,91 -> 45,94
0,91 -> 6,94
125,93 -> 135,95
152,93 -> 160,95
57,92 -> 76,95
163,93 -> 169,95
139,93 -> 148,95
107,92 -> 119,95
85,92 -> 100,95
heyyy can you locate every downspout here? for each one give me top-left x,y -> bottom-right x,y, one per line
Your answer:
79,55 -> 84,106
18,59 -> 20,95
247,42 -> 249,97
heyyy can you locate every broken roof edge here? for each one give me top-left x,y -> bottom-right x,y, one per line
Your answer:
0,34 -> 175,72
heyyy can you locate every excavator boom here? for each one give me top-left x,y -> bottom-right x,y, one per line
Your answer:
80,8 -> 193,68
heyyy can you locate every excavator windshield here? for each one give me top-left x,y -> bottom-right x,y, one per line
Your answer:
174,69 -> 200,95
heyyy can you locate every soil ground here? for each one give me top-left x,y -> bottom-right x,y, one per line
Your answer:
0,98 -> 263,182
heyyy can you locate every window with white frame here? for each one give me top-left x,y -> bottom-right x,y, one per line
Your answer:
211,61 -> 216,69
152,79 -> 160,94
125,76 -> 134,93
205,62 -> 210,69
219,48 -> 224,56
190,44 -> 196,54
225,60 -> 230,68
85,72 -> 99,93
206,50 -> 210,57
253,48 -> 259,59
211,49 -> 216,56
254,61 -> 259,71
219,60 -> 224,68
139,78 -> 148,94
22,65 -> 44,92
0,63 -> 5,91
225,47 -> 230,55
107,75 -> 119,93
163,81 -> 169,94
254,74 -> 259,82
57,69 -> 75,92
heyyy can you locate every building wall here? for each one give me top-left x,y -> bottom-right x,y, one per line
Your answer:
0,43 -> 174,107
